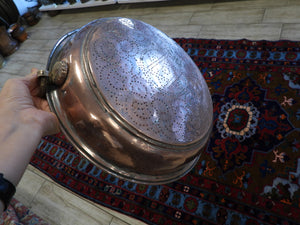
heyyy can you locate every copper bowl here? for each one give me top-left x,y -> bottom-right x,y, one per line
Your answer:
39,17 -> 213,184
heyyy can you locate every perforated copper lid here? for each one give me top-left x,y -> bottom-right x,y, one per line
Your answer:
84,18 -> 212,145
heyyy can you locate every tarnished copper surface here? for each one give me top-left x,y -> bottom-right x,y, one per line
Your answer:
49,60 -> 69,86
44,18 -> 213,184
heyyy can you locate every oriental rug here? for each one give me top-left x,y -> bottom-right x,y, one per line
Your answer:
30,38 -> 300,225
3,198 -> 49,225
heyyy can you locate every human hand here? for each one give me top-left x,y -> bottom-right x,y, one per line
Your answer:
0,68 -> 60,211
0,68 -> 60,191
0,68 -> 59,136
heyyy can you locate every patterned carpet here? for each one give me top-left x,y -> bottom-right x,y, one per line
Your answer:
30,38 -> 300,225
2,199 -> 49,225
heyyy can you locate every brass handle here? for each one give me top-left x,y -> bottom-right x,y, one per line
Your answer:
38,61 -> 69,97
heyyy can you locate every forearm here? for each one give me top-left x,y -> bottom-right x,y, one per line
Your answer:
0,122 -> 43,186
0,116 -> 43,213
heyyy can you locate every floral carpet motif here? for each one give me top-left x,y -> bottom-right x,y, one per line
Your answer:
30,38 -> 300,225
211,77 -> 294,172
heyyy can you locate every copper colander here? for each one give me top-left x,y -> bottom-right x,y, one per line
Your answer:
39,17 -> 213,184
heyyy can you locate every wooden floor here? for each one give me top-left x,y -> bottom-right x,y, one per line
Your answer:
1,0 -> 300,224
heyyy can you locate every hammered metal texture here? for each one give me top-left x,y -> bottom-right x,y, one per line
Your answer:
86,18 -> 212,145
